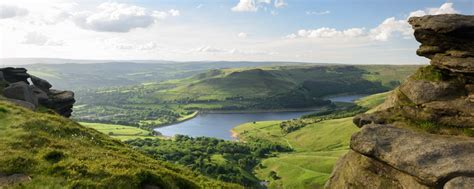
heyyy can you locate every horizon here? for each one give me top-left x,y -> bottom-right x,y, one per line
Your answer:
1,1 -> 473,65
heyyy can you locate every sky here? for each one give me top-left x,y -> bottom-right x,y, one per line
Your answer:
0,0 -> 473,64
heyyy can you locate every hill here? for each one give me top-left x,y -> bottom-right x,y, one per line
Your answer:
0,101 -> 238,188
232,92 -> 389,188
18,61 -> 313,90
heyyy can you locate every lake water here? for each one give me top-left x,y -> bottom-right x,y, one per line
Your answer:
154,94 -> 367,140
154,111 -> 312,140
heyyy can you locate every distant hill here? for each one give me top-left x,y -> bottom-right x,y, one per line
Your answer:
0,101 -> 238,188
151,65 -> 420,107
4,60 -> 314,90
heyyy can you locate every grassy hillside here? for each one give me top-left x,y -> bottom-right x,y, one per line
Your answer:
0,101 -> 238,188
232,92 -> 389,188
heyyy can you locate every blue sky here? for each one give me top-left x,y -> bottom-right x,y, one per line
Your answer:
0,0 -> 472,64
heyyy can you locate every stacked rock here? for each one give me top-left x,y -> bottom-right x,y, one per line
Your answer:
355,14 -> 474,129
326,14 -> 474,189
0,67 -> 75,117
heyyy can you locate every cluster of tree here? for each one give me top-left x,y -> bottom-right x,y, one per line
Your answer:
126,136 -> 291,187
280,104 -> 370,134
74,105 -> 181,129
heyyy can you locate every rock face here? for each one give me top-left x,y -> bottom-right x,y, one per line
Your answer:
0,67 -> 75,117
326,14 -> 474,189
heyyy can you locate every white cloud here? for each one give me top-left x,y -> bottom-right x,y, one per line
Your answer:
274,0 -> 287,8
231,0 -> 286,12
290,3 -> 459,42
237,32 -> 248,38
72,2 -> 179,32
306,10 -> 330,15
191,46 -> 273,55
408,3 -> 458,18
232,0 -> 258,12
0,4 -> 28,19
22,32 -> 64,46
168,9 -> 180,16
196,4 -> 203,9
288,27 -> 366,39
369,17 -> 411,41
370,3 -> 458,41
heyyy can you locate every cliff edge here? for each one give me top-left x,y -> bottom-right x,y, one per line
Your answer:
325,14 -> 474,189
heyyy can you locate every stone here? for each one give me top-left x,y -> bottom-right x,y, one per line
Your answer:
30,75 -> 52,92
30,85 -> 49,104
5,98 -> 35,110
325,150 -> 429,189
0,67 -> 30,83
408,14 -> 474,34
399,79 -> 464,105
45,89 -> 75,117
353,113 -> 386,128
444,176 -> 474,189
3,82 -> 37,106
431,54 -> 474,73
350,124 -> 474,186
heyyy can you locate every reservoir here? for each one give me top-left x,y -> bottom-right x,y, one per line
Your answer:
154,94 -> 367,140
154,111 -> 312,140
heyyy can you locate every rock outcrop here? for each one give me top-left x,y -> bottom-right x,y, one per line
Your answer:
326,14 -> 474,189
0,67 -> 75,117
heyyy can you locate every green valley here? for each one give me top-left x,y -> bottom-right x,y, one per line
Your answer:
73,64 -> 418,129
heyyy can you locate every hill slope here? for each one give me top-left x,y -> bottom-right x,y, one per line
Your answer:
0,101 -> 238,188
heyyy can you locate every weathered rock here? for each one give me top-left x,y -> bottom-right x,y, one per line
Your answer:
350,124 -> 474,186
30,75 -> 52,92
444,176 -> 474,189
409,14 -> 474,73
431,54 -> 474,73
5,98 -> 36,110
325,150 -> 429,189
45,89 -> 75,117
399,79 -> 464,104
3,82 -> 37,106
0,67 -> 30,83
0,67 -> 75,117
30,85 -> 49,104
353,113 -> 386,128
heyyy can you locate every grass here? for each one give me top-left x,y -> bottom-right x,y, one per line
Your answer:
0,100 -> 239,188
234,117 -> 359,189
355,91 -> 390,110
79,122 -> 157,141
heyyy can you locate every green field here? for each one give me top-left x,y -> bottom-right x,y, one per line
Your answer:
80,122 -> 157,141
232,92 -> 388,188
234,118 -> 358,188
